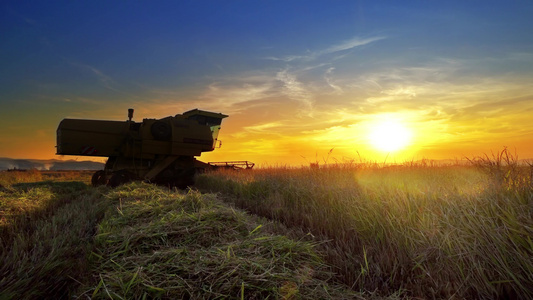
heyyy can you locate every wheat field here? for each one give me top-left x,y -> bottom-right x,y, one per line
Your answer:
196,157 -> 533,299
1,153 -> 532,299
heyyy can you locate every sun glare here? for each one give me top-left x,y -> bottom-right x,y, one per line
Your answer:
367,119 -> 412,152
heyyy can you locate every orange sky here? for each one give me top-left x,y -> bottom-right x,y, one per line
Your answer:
1,67 -> 533,167
1,71 -> 533,167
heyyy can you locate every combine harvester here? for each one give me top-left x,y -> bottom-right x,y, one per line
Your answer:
56,108 -> 253,188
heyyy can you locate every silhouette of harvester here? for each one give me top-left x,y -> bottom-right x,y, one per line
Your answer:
56,108 -> 253,188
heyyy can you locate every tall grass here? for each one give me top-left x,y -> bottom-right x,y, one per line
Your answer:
0,170 -> 93,188
0,170 -> 42,187
467,147 -> 533,191
196,162 -> 533,299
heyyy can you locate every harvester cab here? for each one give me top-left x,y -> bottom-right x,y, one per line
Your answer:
56,108 -> 252,188
182,109 -> 227,150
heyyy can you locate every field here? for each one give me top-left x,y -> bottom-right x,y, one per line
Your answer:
0,171 -> 354,299
1,155 -> 532,299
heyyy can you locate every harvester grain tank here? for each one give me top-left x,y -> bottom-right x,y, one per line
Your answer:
56,108 -> 251,188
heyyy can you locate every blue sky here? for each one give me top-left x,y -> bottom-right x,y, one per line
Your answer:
1,1 -> 533,164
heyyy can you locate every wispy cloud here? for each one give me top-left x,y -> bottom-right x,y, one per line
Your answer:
276,69 -> 314,114
69,62 -> 116,89
321,36 -> 385,55
201,82 -> 276,111
194,35 -> 387,119
243,121 -> 285,133
324,67 -> 343,94
66,61 -> 147,105
263,55 -> 307,62
265,35 -> 385,62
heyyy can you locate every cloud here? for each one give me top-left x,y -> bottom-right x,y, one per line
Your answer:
321,36 -> 385,55
201,82 -> 276,112
265,35 -> 385,62
70,62 -> 114,86
243,121 -> 285,133
193,35 -> 387,119
324,67 -> 343,94
68,61 -> 134,97
276,69 -> 314,114
507,52 -> 533,62
134,71 -> 285,118
263,55 -> 307,62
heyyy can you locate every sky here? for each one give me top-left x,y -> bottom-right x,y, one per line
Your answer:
1,0 -> 533,166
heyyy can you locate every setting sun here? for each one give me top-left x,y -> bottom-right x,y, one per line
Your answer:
367,119 -> 413,152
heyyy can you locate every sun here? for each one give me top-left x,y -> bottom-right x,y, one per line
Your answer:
367,119 -> 412,152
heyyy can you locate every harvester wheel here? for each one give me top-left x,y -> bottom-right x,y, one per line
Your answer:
108,170 -> 133,187
91,170 -> 107,186
174,168 -> 196,189
151,121 -> 171,140
176,175 -> 195,190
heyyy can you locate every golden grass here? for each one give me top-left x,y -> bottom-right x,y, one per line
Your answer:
0,170 -> 43,187
2,151 -> 531,299
196,161 -> 533,299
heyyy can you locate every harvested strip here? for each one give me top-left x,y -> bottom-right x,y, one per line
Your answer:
80,183 -> 358,299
